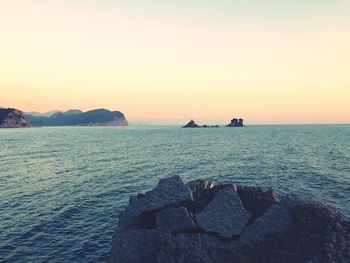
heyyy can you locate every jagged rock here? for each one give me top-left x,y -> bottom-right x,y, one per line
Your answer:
156,207 -> 196,232
110,176 -> 350,263
183,120 -> 199,128
226,118 -> 244,127
237,186 -> 277,222
286,195 -> 350,263
186,179 -> 208,194
0,108 -> 31,128
191,187 -> 218,214
190,183 -> 233,214
285,195 -> 339,232
195,188 -> 250,239
118,175 -> 193,230
234,196 -> 350,263
234,201 -> 295,249
109,229 -> 175,263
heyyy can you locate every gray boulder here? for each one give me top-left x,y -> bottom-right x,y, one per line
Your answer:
195,188 -> 250,239
237,185 -> 277,222
174,234 -> 210,263
110,176 -> 350,263
156,207 -> 196,232
234,200 -> 295,249
109,229 -> 175,263
119,175 -> 193,230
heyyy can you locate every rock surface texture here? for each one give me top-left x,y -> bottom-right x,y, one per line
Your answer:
110,176 -> 350,263
0,108 -> 31,128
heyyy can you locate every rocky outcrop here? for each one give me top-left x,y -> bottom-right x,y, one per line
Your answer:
195,188 -> 250,239
183,120 -> 219,128
183,120 -> 199,128
109,176 -> 350,263
156,207 -> 196,232
226,118 -> 244,127
118,176 -> 193,231
0,108 -> 31,128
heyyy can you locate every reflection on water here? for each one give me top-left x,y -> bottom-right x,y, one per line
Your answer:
0,125 -> 349,262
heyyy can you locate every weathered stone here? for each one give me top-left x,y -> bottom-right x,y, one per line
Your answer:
109,229 -> 175,263
201,234 -> 231,250
110,177 -> 350,263
156,207 -> 196,232
191,184 -> 235,214
285,194 -> 339,232
285,195 -> 350,263
235,201 -> 295,248
208,248 -> 245,263
191,187 -> 219,214
174,234 -> 210,263
186,179 -> 208,194
0,108 -> 31,128
324,217 -> 350,263
119,175 -> 193,230
195,188 -> 250,239
237,185 -> 277,222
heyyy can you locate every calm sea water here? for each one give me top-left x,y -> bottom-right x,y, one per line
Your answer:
1,125 -> 350,262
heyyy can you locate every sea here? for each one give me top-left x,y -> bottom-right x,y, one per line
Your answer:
1,125 -> 349,262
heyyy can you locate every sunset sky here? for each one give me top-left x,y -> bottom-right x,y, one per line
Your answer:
1,0 -> 349,124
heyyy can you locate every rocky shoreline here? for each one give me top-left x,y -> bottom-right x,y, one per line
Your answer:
109,176 -> 350,263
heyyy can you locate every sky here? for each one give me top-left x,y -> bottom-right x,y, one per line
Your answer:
1,0 -> 350,124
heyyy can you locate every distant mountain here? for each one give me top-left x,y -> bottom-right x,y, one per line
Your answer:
0,108 -> 31,128
26,108 -> 128,126
64,109 -> 83,115
27,110 -> 60,117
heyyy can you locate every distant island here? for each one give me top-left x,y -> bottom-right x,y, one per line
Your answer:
0,108 -> 128,127
226,118 -> 244,127
183,118 -> 244,128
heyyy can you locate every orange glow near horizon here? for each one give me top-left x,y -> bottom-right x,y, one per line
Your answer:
1,1 -> 350,124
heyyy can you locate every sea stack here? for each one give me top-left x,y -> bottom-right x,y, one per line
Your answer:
109,175 -> 350,263
183,119 -> 199,128
0,108 -> 32,128
226,118 -> 244,127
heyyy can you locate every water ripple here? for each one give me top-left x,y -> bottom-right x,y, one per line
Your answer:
0,125 -> 349,262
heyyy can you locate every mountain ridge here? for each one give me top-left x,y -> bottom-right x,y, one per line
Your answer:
26,108 -> 128,127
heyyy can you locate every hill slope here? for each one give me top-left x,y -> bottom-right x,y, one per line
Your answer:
26,109 -> 128,126
0,108 -> 31,128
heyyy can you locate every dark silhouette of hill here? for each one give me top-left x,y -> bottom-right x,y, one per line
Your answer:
26,108 -> 128,126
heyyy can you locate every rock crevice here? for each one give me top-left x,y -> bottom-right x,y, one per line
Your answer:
110,176 -> 350,263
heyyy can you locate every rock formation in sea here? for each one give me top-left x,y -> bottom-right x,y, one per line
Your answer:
226,118 -> 244,127
0,108 -> 31,128
183,120 -> 219,128
109,175 -> 350,263
26,108 -> 128,127
183,120 -> 199,128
